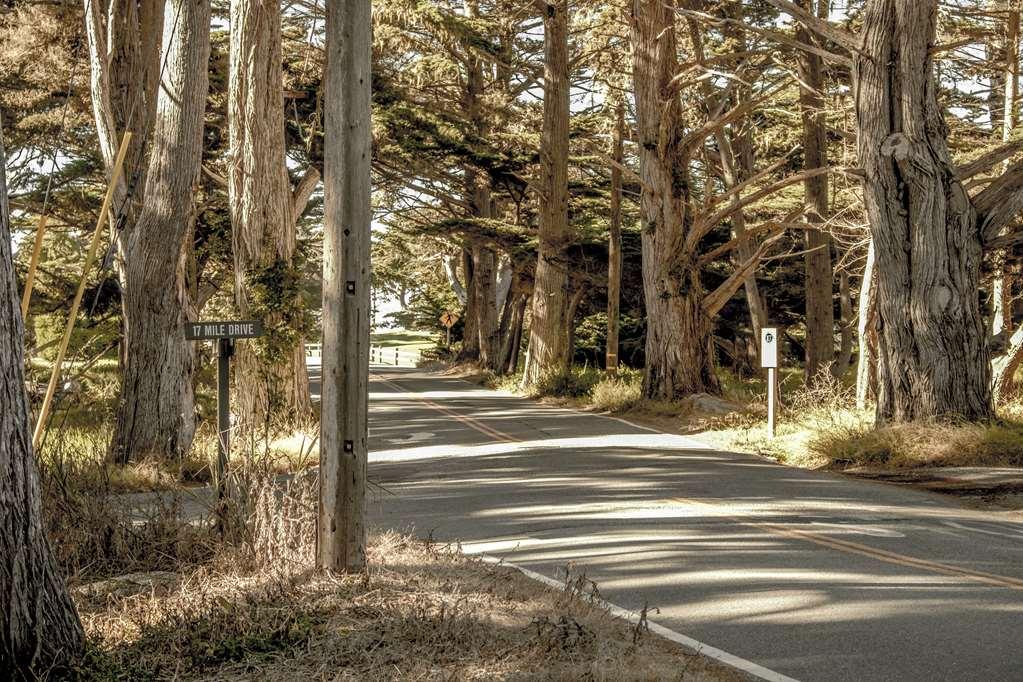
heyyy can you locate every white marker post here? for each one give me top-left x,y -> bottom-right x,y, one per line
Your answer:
761,328 -> 779,439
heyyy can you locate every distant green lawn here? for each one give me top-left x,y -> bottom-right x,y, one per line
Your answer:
371,329 -> 437,351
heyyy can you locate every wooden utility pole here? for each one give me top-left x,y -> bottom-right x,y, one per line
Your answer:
319,0 -> 372,572
606,101 -> 623,373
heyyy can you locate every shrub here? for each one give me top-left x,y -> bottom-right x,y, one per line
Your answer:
590,369 -> 643,413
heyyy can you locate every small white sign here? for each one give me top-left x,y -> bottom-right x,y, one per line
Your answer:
761,328 -> 779,369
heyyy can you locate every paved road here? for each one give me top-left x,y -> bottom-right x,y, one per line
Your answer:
353,366 -> 1023,682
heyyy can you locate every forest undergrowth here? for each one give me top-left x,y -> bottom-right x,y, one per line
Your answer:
41,454 -> 735,681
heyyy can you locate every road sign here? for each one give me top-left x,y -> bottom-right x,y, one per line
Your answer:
761,327 -> 778,369
761,328 -> 779,439
184,320 -> 265,521
440,311 -> 459,328
186,320 -> 264,341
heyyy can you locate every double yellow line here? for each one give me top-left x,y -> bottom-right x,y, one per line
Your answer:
673,496 -> 1023,592
373,372 -> 1023,592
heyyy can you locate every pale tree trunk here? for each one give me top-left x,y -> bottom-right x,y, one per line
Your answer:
0,123 -> 84,679
83,0 -> 164,373
855,0 -> 993,422
630,0 -> 719,400
717,8 -> 768,355
836,267 -> 855,374
606,101 -> 623,372
991,2 -> 1019,336
798,0 -> 836,383
319,0 -> 371,573
228,0 -> 311,430
464,0 -> 502,372
855,240 -> 877,409
110,0 -> 210,462
522,0 -> 573,387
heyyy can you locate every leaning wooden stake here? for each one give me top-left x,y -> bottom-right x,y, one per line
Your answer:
319,0 -> 371,572
33,132 -> 131,451
20,213 -> 49,319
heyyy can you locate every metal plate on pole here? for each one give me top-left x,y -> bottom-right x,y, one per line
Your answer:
186,320 -> 264,341
761,328 -> 779,439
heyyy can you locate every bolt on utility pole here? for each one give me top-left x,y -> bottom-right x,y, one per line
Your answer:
762,328 -> 779,439
319,0 -> 372,573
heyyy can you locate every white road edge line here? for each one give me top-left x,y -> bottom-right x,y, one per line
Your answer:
477,553 -> 800,682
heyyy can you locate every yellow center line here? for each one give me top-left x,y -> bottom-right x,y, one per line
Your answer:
371,372 -> 1023,592
672,496 -> 1023,592
372,373 -> 519,443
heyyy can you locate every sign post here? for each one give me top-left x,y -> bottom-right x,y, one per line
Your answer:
185,320 -> 264,502
440,310 -> 460,348
761,328 -> 779,439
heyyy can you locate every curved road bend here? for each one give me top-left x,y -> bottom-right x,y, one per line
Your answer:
309,364 -> 1023,681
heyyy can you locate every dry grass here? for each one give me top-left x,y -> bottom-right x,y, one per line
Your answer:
54,465 -> 735,681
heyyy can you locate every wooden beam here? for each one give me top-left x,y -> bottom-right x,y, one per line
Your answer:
33,132 -> 131,451
19,213 -> 49,319
319,0 -> 371,573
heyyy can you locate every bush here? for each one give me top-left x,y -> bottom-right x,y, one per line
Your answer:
590,369 -> 643,412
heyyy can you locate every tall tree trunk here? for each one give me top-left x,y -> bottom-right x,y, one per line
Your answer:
717,7 -> 768,354
856,240 -> 878,409
463,0 -> 502,372
0,123 -> 84,680
798,0 -> 836,382
990,1 -> 1014,339
84,0 -> 165,372
319,0 -> 371,573
457,247 -> 480,360
606,101 -> 623,372
630,0 -> 719,400
228,0 -> 311,430
110,0 -> 210,462
855,0 -> 993,423
836,267 -> 855,374
522,0 -> 573,387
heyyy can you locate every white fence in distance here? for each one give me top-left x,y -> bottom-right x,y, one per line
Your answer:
305,343 -> 421,367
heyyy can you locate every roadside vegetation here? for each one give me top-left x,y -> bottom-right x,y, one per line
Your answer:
463,362 -> 1023,474
43,458 -> 731,681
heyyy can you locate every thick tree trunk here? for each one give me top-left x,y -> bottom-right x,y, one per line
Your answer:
228,0 -> 311,431
110,0 -> 210,462
630,0 -> 719,400
522,0 -> 572,387
606,102 -> 623,372
474,244 -> 501,370
798,0 -> 836,382
457,247 -> 480,360
855,0 -> 993,422
0,123 -> 84,679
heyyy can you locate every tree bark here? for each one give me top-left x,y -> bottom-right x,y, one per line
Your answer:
606,101 -> 624,372
798,0 -> 836,383
228,0 -> 312,430
0,120 -> 84,679
456,247 -> 480,360
630,0 -> 719,400
319,0 -> 371,572
522,0 -> 573,388
855,0 -> 993,422
110,0 -> 209,463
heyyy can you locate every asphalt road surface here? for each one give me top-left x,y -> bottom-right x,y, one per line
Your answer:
310,364 -> 1023,681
